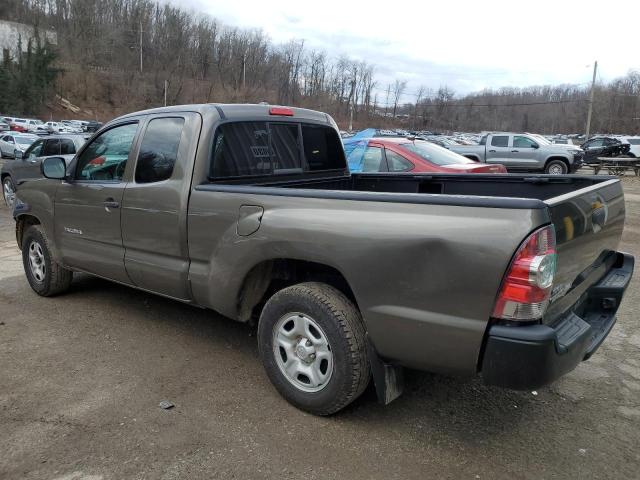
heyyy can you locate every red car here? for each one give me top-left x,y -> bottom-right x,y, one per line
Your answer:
347,137 -> 507,174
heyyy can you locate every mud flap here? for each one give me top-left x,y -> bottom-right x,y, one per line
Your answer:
367,336 -> 404,405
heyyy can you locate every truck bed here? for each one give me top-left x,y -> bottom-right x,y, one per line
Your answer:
206,172 -> 617,206
199,172 -> 625,329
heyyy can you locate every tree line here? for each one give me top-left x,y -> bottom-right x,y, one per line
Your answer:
0,0 -> 638,134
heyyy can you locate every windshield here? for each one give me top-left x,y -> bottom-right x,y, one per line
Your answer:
530,134 -> 550,145
401,141 -> 476,166
15,137 -> 35,145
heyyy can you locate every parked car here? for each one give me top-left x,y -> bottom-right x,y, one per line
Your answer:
11,118 -> 45,133
10,104 -> 633,415
425,136 -> 461,148
345,137 -> 506,173
580,136 -> 631,162
0,133 -> 38,159
617,136 -> 640,158
449,132 -> 584,174
85,120 -> 103,132
60,120 -> 85,133
552,138 -> 573,145
0,121 -> 9,133
9,118 -> 30,133
1,134 -> 88,207
43,121 -> 67,133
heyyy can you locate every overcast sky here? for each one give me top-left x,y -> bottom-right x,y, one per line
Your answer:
180,0 -> 639,101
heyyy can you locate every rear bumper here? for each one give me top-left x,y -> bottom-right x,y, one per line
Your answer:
481,252 -> 634,390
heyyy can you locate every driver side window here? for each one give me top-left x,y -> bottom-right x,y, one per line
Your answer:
25,140 -> 44,160
76,123 -> 138,181
513,136 -> 537,148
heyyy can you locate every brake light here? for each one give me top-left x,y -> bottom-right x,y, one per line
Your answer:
492,225 -> 557,322
269,106 -> 294,116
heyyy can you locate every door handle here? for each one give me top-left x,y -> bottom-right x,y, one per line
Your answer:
488,149 -> 496,152
103,198 -> 120,209
29,159 -> 37,164
511,150 -> 519,152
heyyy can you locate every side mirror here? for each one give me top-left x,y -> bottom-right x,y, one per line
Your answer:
531,144 -> 539,149
14,150 -> 23,159
41,157 -> 67,180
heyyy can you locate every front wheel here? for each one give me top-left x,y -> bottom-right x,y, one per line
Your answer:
2,176 -> 16,208
22,225 -> 73,296
258,282 -> 370,415
545,160 -> 568,175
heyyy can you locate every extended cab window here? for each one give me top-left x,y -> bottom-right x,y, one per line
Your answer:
491,136 -> 509,147
210,122 -> 344,178
76,123 -> 138,181
135,117 -> 184,183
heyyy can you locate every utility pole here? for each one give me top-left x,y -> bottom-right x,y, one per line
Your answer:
139,19 -> 143,74
242,52 -> 246,90
585,60 -> 597,140
164,80 -> 168,106
348,78 -> 356,132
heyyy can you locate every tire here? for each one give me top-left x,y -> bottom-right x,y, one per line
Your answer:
545,160 -> 568,175
2,176 -> 16,208
257,282 -> 370,415
22,225 -> 73,296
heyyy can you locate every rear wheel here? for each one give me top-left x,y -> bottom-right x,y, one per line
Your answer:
257,282 -> 370,415
2,176 -> 16,208
22,225 -> 73,296
545,160 -> 568,175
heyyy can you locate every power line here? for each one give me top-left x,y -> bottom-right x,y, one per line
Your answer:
373,98 -> 588,109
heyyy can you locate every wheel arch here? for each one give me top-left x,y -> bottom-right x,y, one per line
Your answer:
236,258 -> 358,324
545,156 -> 571,171
15,213 -> 41,250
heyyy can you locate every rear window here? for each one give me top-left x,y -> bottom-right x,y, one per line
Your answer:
402,141 -> 475,166
491,136 -> 509,147
626,139 -> 640,145
210,122 -> 344,179
301,124 -> 344,171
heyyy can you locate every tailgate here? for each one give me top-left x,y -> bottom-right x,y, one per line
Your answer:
543,178 -> 626,325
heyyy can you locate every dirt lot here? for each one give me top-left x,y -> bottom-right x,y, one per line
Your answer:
1,172 -> 639,480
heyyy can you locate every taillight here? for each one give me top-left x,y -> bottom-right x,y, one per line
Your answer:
492,225 -> 557,322
269,106 -> 294,116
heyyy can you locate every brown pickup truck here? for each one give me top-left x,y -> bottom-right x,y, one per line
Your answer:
11,104 -> 634,415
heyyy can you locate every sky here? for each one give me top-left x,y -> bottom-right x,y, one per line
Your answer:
179,0 -> 639,102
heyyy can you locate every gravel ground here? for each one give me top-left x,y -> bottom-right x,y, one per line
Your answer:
1,169 -> 639,480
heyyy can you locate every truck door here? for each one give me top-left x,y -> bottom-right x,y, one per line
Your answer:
121,113 -> 200,300
485,135 -> 512,168
11,139 -> 44,183
507,135 -> 541,170
54,122 -> 140,283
